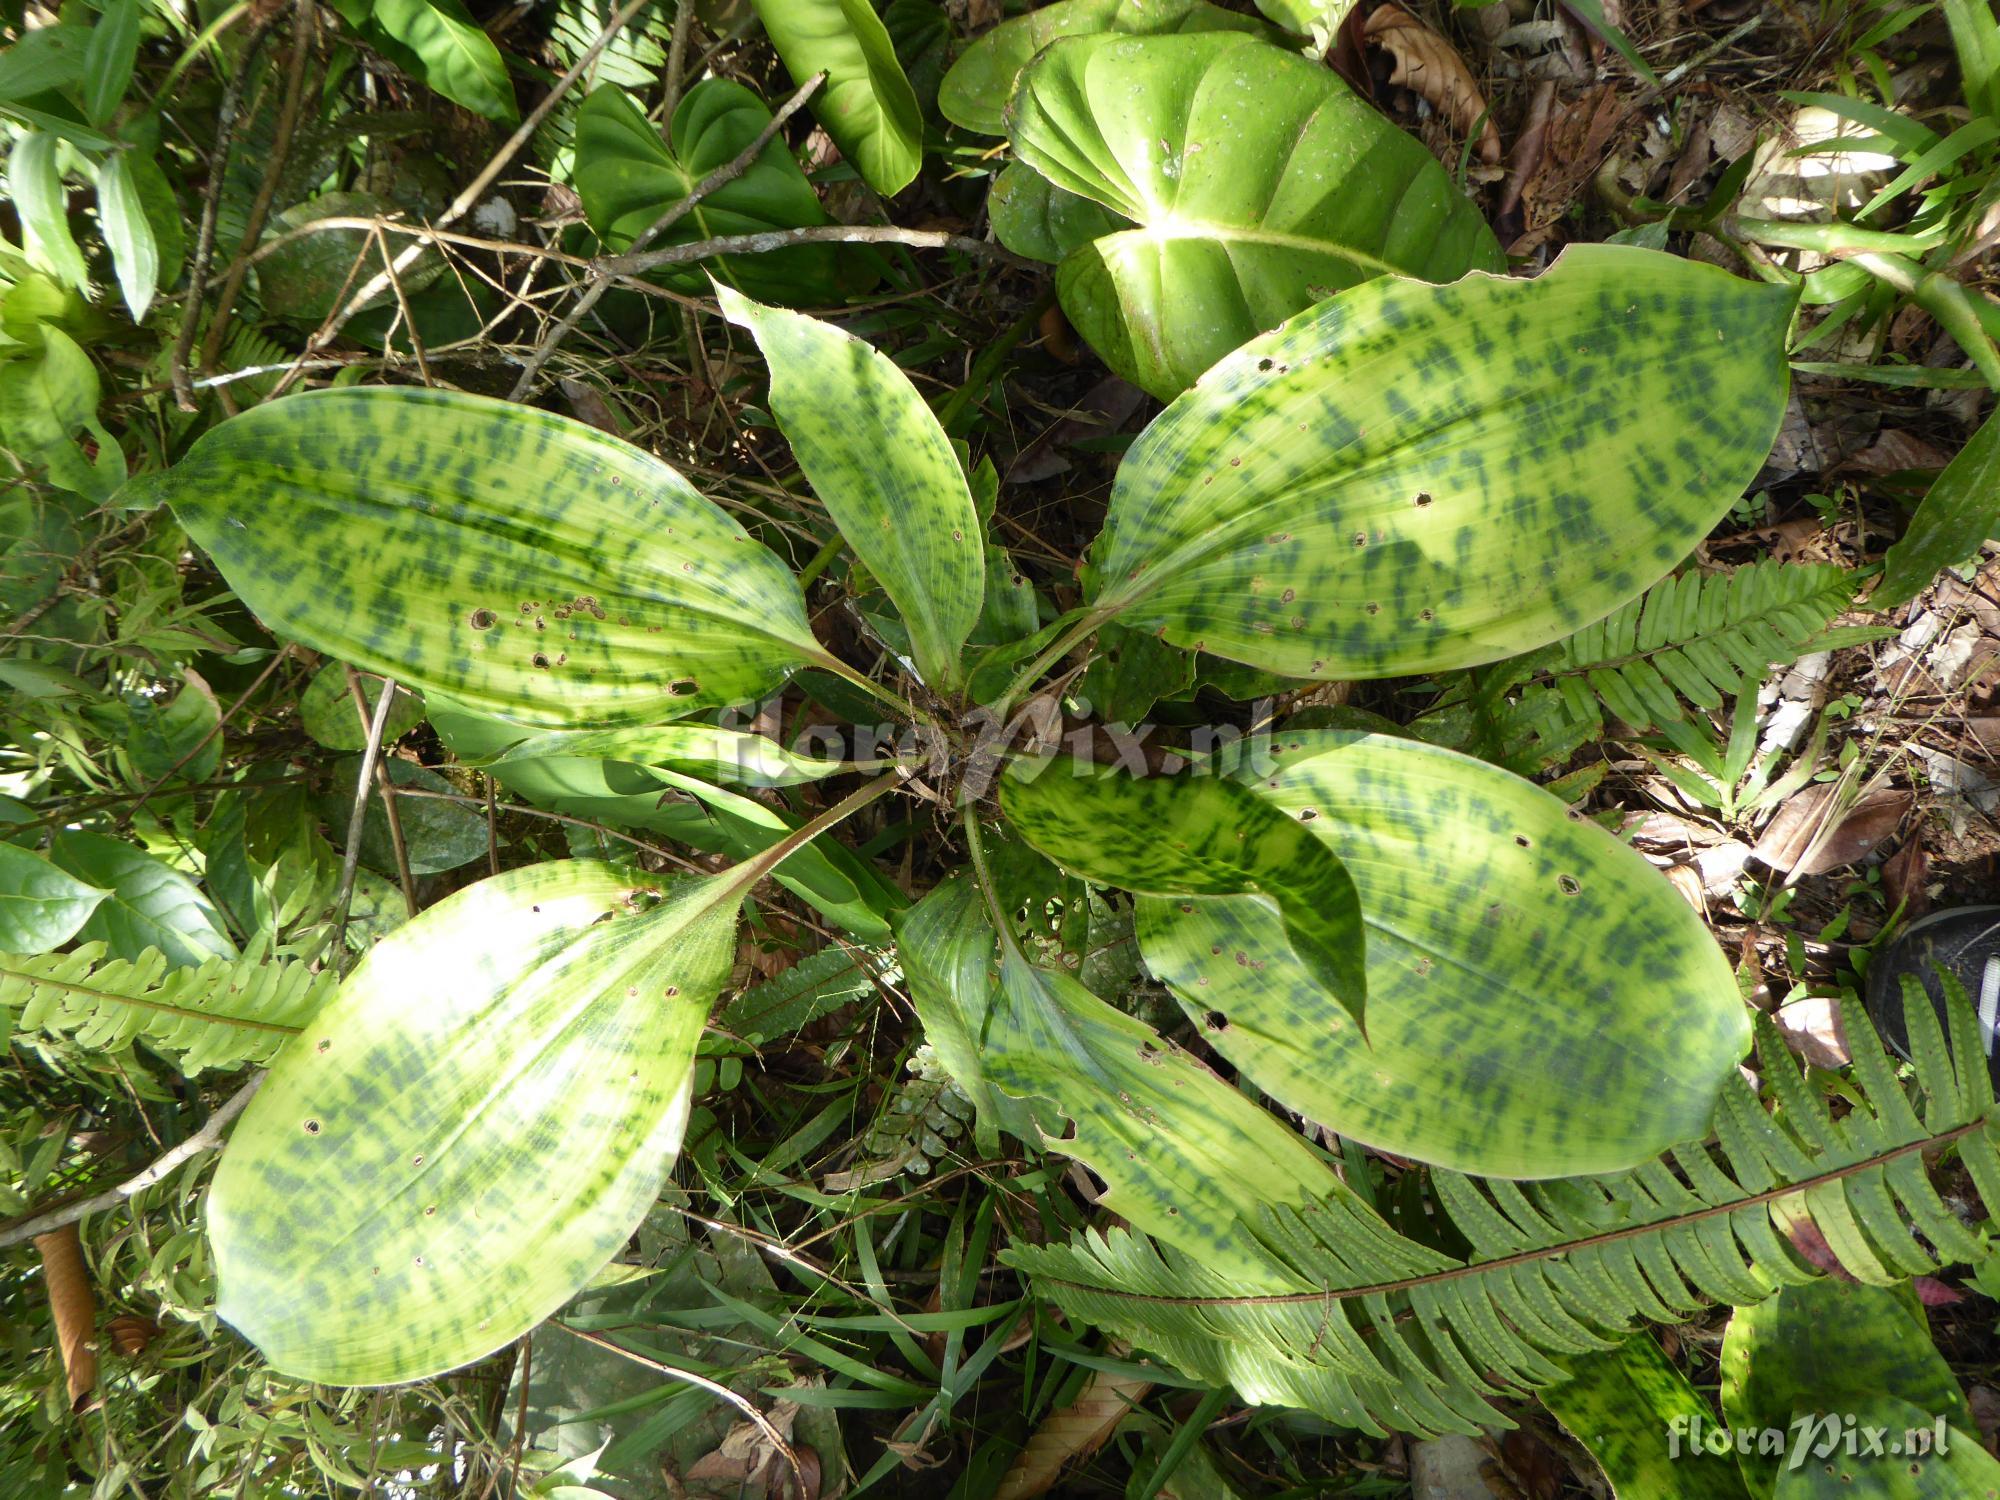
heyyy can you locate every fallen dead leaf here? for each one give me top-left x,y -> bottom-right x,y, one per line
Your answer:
1881,835 -> 1931,918
1753,784 -> 1911,876
36,1224 -> 96,1409
996,1363 -> 1155,1498
1498,80 -> 1557,220
684,1389 -> 806,1496
1518,84 -> 1630,233
1364,4 -> 1501,164
1775,995 -> 1851,1069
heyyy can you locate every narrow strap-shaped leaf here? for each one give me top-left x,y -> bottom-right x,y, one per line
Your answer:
720,287 -> 984,692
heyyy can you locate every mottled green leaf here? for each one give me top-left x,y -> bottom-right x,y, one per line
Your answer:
986,945 -> 1336,1278
1723,1279 -> 1973,1500
1002,755 -> 1366,1032
1877,405 -> 2000,609
938,0 -> 1270,135
987,161 -> 1128,266
319,757 -> 488,876
50,829 -> 235,969
1085,245 -> 1795,680
1542,1335 -> 1751,1499
1136,731 -> 1749,1176
258,191 -> 446,323
892,875 -> 1048,1156
153,387 -> 825,728
299,664 -> 425,752
1007,33 -> 1504,396
573,81 -> 850,304
751,0 -> 925,195
1770,1397 -> 2000,1497
209,861 -> 738,1384
492,724 -> 855,788
720,287 -> 984,692
0,843 -> 106,954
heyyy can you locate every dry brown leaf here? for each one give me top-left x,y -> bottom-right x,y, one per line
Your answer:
684,1390 -> 806,1497
1364,4 -> 1501,165
1519,83 -> 1630,231
995,1365 -> 1156,1499
35,1224 -> 97,1409
1881,835 -> 1931,918
1498,79 -> 1557,218
1775,995 -> 1851,1069
1753,783 -> 1911,876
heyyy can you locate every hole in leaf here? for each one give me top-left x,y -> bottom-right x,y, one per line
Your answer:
469,608 -> 497,630
1414,491 -> 1433,507
1558,874 -> 1581,895
668,678 -> 699,697
302,1119 -> 320,1135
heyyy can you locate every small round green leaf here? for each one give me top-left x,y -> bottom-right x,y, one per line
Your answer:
300,664 -> 425,752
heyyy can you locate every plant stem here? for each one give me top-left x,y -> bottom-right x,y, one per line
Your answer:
990,608 -> 1111,721
715,769 -> 906,904
794,530 -> 846,590
1850,251 -> 2000,390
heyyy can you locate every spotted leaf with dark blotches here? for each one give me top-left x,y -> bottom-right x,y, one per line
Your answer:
1000,754 -> 1366,1033
1006,32 -> 1505,397
721,286 -> 984,693
1137,731 -> 1750,1177
208,860 -> 738,1384
155,388 -> 824,728
1084,244 -> 1796,680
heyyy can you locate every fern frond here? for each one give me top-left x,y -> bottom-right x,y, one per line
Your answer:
822,1045 -> 973,1191
0,944 -> 333,1074
716,943 -> 884,1044
1005,979 -> 1999,1438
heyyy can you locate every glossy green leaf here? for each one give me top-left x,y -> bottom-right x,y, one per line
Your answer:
1085,245 -> 1795,680
209,860 -> 738,1384
299,664 -> 425,752
368,0 -> 518,123
750,0 -> 925,196
50,829 -> 235,969
320,757 -> 489,876
720,287 -> 984,692
1723,1279 -> 1974,1500
82,0 -> 142,127
986,945 -> 1337,1279
152,387 -> 825,728
0,843 -> 107,954
0,25 -> 89,103
96,152 -> 160,322
1007,33 -> 1505,396
1542,1335 -> 1751,1499
1250,0 -> 1354,38
1877,405 -> 2000,609
1135,731 -> 1749,1176
937,0 -> 1270,136
9,131 -> 89,292
124,671 -> 222,786
572,81 -> 851,304
1001,755 -> 1366,1032
492,725 -> 856,787
987,161 -> 1128,265
0,324 -> 126,501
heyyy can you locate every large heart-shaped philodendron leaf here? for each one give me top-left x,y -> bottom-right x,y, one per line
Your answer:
1006,32 -> 1505,397
937,0 -> 1271,136
1136,731 -> 1749,1177
572,80 -> 851,304
720,287 -> 984,693
750,0 -> 925,196
1000,755 -> 1366,1032
156,388 -> 825,728
1085,245 -> 1796,680
986,161 -> 1129,265
209,861 -> 740,1384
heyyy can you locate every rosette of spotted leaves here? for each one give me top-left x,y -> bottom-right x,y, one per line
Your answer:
153,388 -> 826,728
1082,244 -> 1796,679
1003,978 -> 2000,1438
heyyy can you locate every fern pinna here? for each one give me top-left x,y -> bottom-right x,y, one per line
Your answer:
0,945 -> 332,1074
1003,978 -> 1998,1438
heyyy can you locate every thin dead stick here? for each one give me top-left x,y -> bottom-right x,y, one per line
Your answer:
171,14 -> 281,410
343,667 -> 419,917
200,0 -> 316,374
270,0 -> 657,397
372,226 -> 435,387
329,676 -> 405,958
0,1078 -> 263,1251
507,72 -> 827,399
607,224 -> 1034,278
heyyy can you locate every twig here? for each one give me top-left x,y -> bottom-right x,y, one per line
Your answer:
171,13 -> 281,410
0,1078 -> 263,1251
605,224 -> 1034,280
344,666 -> 418,917
329,675 -> 405,959
269,0 -> 658,397
199,0 -> 316,377
661,0 -> 696,121
507,72 -> 826,400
